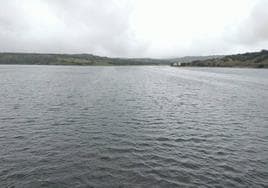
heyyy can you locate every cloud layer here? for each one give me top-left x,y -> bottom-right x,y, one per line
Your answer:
0,0 -> 267,58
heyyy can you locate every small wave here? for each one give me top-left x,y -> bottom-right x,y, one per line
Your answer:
156,137 -> 170,142
174,137 -> 207,143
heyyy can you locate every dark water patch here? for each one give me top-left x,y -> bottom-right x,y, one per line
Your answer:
156,137 -> 170,142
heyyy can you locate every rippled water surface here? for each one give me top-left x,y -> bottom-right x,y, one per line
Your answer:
0,65 -> 268,187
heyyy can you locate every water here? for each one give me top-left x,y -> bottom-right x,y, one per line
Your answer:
0,65 -> 267,187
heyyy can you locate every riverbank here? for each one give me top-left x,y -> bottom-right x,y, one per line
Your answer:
174,50 -> 268,68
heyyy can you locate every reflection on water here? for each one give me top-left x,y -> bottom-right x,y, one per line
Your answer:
0,65 -> 268,187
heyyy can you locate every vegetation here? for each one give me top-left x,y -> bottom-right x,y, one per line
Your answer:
179,50 -> 268,68
1,50 -> 267,67
169,55 -> 224,63
0,53 -> 170,66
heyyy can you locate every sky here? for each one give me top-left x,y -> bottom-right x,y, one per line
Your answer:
0,0 -> 267,58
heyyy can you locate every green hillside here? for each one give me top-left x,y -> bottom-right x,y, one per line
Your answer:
0,53 -> 170,66
1,50 -> 268,67
180,50 -> 268,68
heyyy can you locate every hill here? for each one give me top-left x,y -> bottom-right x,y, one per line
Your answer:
180,50 -> 268,68
0,53 -> 170,66
169,55 -> 224,63
1,50 -> 268,67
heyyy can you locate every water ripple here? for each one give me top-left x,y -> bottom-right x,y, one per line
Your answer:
0,65 -> 267,187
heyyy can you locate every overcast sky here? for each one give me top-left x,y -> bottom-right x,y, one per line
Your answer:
0,0 -> 267,58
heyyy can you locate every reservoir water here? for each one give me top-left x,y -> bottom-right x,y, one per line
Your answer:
0,65 -> 267,187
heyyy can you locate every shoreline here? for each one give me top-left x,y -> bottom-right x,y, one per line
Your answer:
0,63 -> 267,69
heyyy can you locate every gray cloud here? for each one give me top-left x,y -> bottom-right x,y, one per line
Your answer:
0,0 -> 267,58
0,0 -> 148,57
240,0 -> 268,44
225,0 -> 268,52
